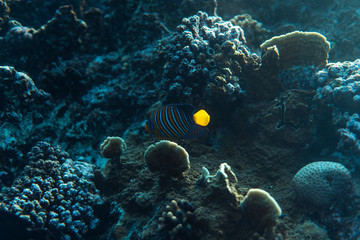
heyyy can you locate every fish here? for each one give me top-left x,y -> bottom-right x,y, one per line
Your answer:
145,104 -> 210,140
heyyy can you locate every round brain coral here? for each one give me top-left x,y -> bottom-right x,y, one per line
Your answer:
144,140 -> 190,177
292,161 -> 352,209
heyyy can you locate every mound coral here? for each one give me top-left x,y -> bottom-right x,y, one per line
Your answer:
292,161 -> 352,209
144,140 -> 190,177
159,11 -> 260,104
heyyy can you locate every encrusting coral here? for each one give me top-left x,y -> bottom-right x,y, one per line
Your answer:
144,140 -> 190,177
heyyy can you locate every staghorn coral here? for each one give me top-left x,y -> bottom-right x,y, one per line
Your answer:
0,142 -> 102,239
158,11 -> 260,105
260,31 -> 330,69
292,161 -> 353,209
144,140 -> 190,177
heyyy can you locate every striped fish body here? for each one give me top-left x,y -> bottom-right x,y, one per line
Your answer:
145,104 -> 206,140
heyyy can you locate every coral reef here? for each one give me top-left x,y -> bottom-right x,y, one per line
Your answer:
144,140 -> 190,177
0,142 -> 102,239
0,1 -> 360,240
292,161 -> 353,209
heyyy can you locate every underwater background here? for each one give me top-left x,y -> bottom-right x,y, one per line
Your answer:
1,0 -> 360,239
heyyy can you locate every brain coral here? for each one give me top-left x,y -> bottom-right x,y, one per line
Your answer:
292,161 -> 352,209
158,11 -> 260,104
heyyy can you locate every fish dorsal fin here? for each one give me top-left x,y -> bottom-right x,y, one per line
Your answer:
167,103 -> 195,116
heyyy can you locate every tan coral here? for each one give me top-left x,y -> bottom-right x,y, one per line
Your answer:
260,31 -> 330,69
240,188 -> 282,230
100,136 -> 126,161
144,140 -> 190,177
